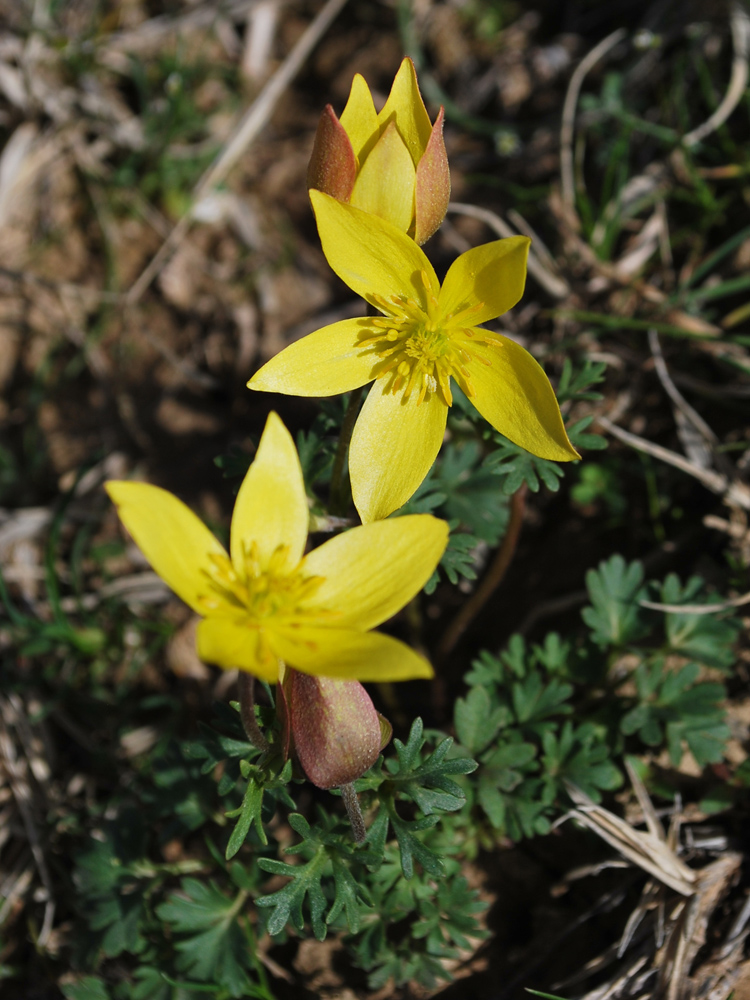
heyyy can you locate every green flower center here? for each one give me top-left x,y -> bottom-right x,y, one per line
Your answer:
198,543 -> 324,624
358,270 -> 492,405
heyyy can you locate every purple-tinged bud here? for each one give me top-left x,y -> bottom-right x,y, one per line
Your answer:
288,670 -> 388,789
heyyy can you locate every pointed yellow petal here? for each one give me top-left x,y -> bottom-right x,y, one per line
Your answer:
339,73 -> 379,161
196,619 -> 280,682
231,412 -> 309,574
105,481 -> 228,615
309,190 -> 439,308
350,379 -> 447,522
439,237 -> 530,327
464,336 -> 581,461
248,318 -> 378,396
300,515 -> 448,630
349,122 -> 416,233
377,57 -> 433,164
269,625 -> 434,681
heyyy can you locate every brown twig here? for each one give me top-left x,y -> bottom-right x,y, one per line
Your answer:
437,485 -> 527,662
236,673 -> 269,752
596,415 -> 750,510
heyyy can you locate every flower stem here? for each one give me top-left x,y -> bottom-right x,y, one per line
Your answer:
329,385 -> 364,516
437,483 -> 528,661
237,673 -> 270,752
340,782 -> 366,843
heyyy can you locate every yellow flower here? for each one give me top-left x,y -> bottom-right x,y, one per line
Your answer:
307,57 -> 450,245
105,413 -> 447,682
248,193 -> 580,523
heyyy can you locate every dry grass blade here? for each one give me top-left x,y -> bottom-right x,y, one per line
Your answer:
559,28 -> 627,221
126,0 -> 350,305
565,784 -> 696,896
683,1 -> 750,148
596,415 -> 750,511
0,699 -> 55,949
647,329 -> 736,484
639,590 -> 750,614
566,778 -> 743,1000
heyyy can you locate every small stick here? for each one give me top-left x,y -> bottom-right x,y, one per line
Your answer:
340,783 -> 366,843
597,415 -> 750,510
237,673 -> 269,752
438,484 -> 527,661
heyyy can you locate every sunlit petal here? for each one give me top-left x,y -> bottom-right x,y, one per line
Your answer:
105,481 -> 228,615
300,515 -> 448,630
269,625 -> 434,681
309,190 -> 439,308
439,237 -> 530,327
196,619 -> 280,682
350,122 -> 415,233
377,57 -> 433,164
248,318 -> 379,396
349,379 -> 447,523
339,73 -> 379,161
230,412 -> 309,575
464,336 -> 580,461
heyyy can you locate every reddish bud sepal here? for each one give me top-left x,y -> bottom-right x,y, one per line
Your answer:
289,670 -> 386,789
414,107 -> 451,245
307,105 -> 357,203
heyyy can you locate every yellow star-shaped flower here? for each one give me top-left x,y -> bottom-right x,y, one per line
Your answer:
106,413 -> 447,682
248,192 -> 580,523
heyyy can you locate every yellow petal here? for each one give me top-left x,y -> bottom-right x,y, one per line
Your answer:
300,515 -> 448,630
377,57 -> 433,164
196,619 -> 280,682
269,625 -> 434,681
105,481 -> 228,615
247,318 -> 378,396
439,237 -> 530,328
464,336 -> 581,461
230,412 -> 309,575
350,121 -> 416,233
309,190 -> 439,309
350,378 -> 447,522
339,73 -> 379,161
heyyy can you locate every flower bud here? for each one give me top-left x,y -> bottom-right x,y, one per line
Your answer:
287,670 -> 390,789
307,58 -> 450,245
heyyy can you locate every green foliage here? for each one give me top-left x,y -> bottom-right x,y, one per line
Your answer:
252,719 -> 476,943
155,878 -> 259,997
348,856 -> 487,989
455,556 -> 741,841
582,555 -> 650,646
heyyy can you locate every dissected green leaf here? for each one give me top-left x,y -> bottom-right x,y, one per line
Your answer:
582,555 -> 650,646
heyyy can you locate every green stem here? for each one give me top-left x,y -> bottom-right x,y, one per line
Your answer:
329,385 -> 364,516
340,783 -> 366,843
